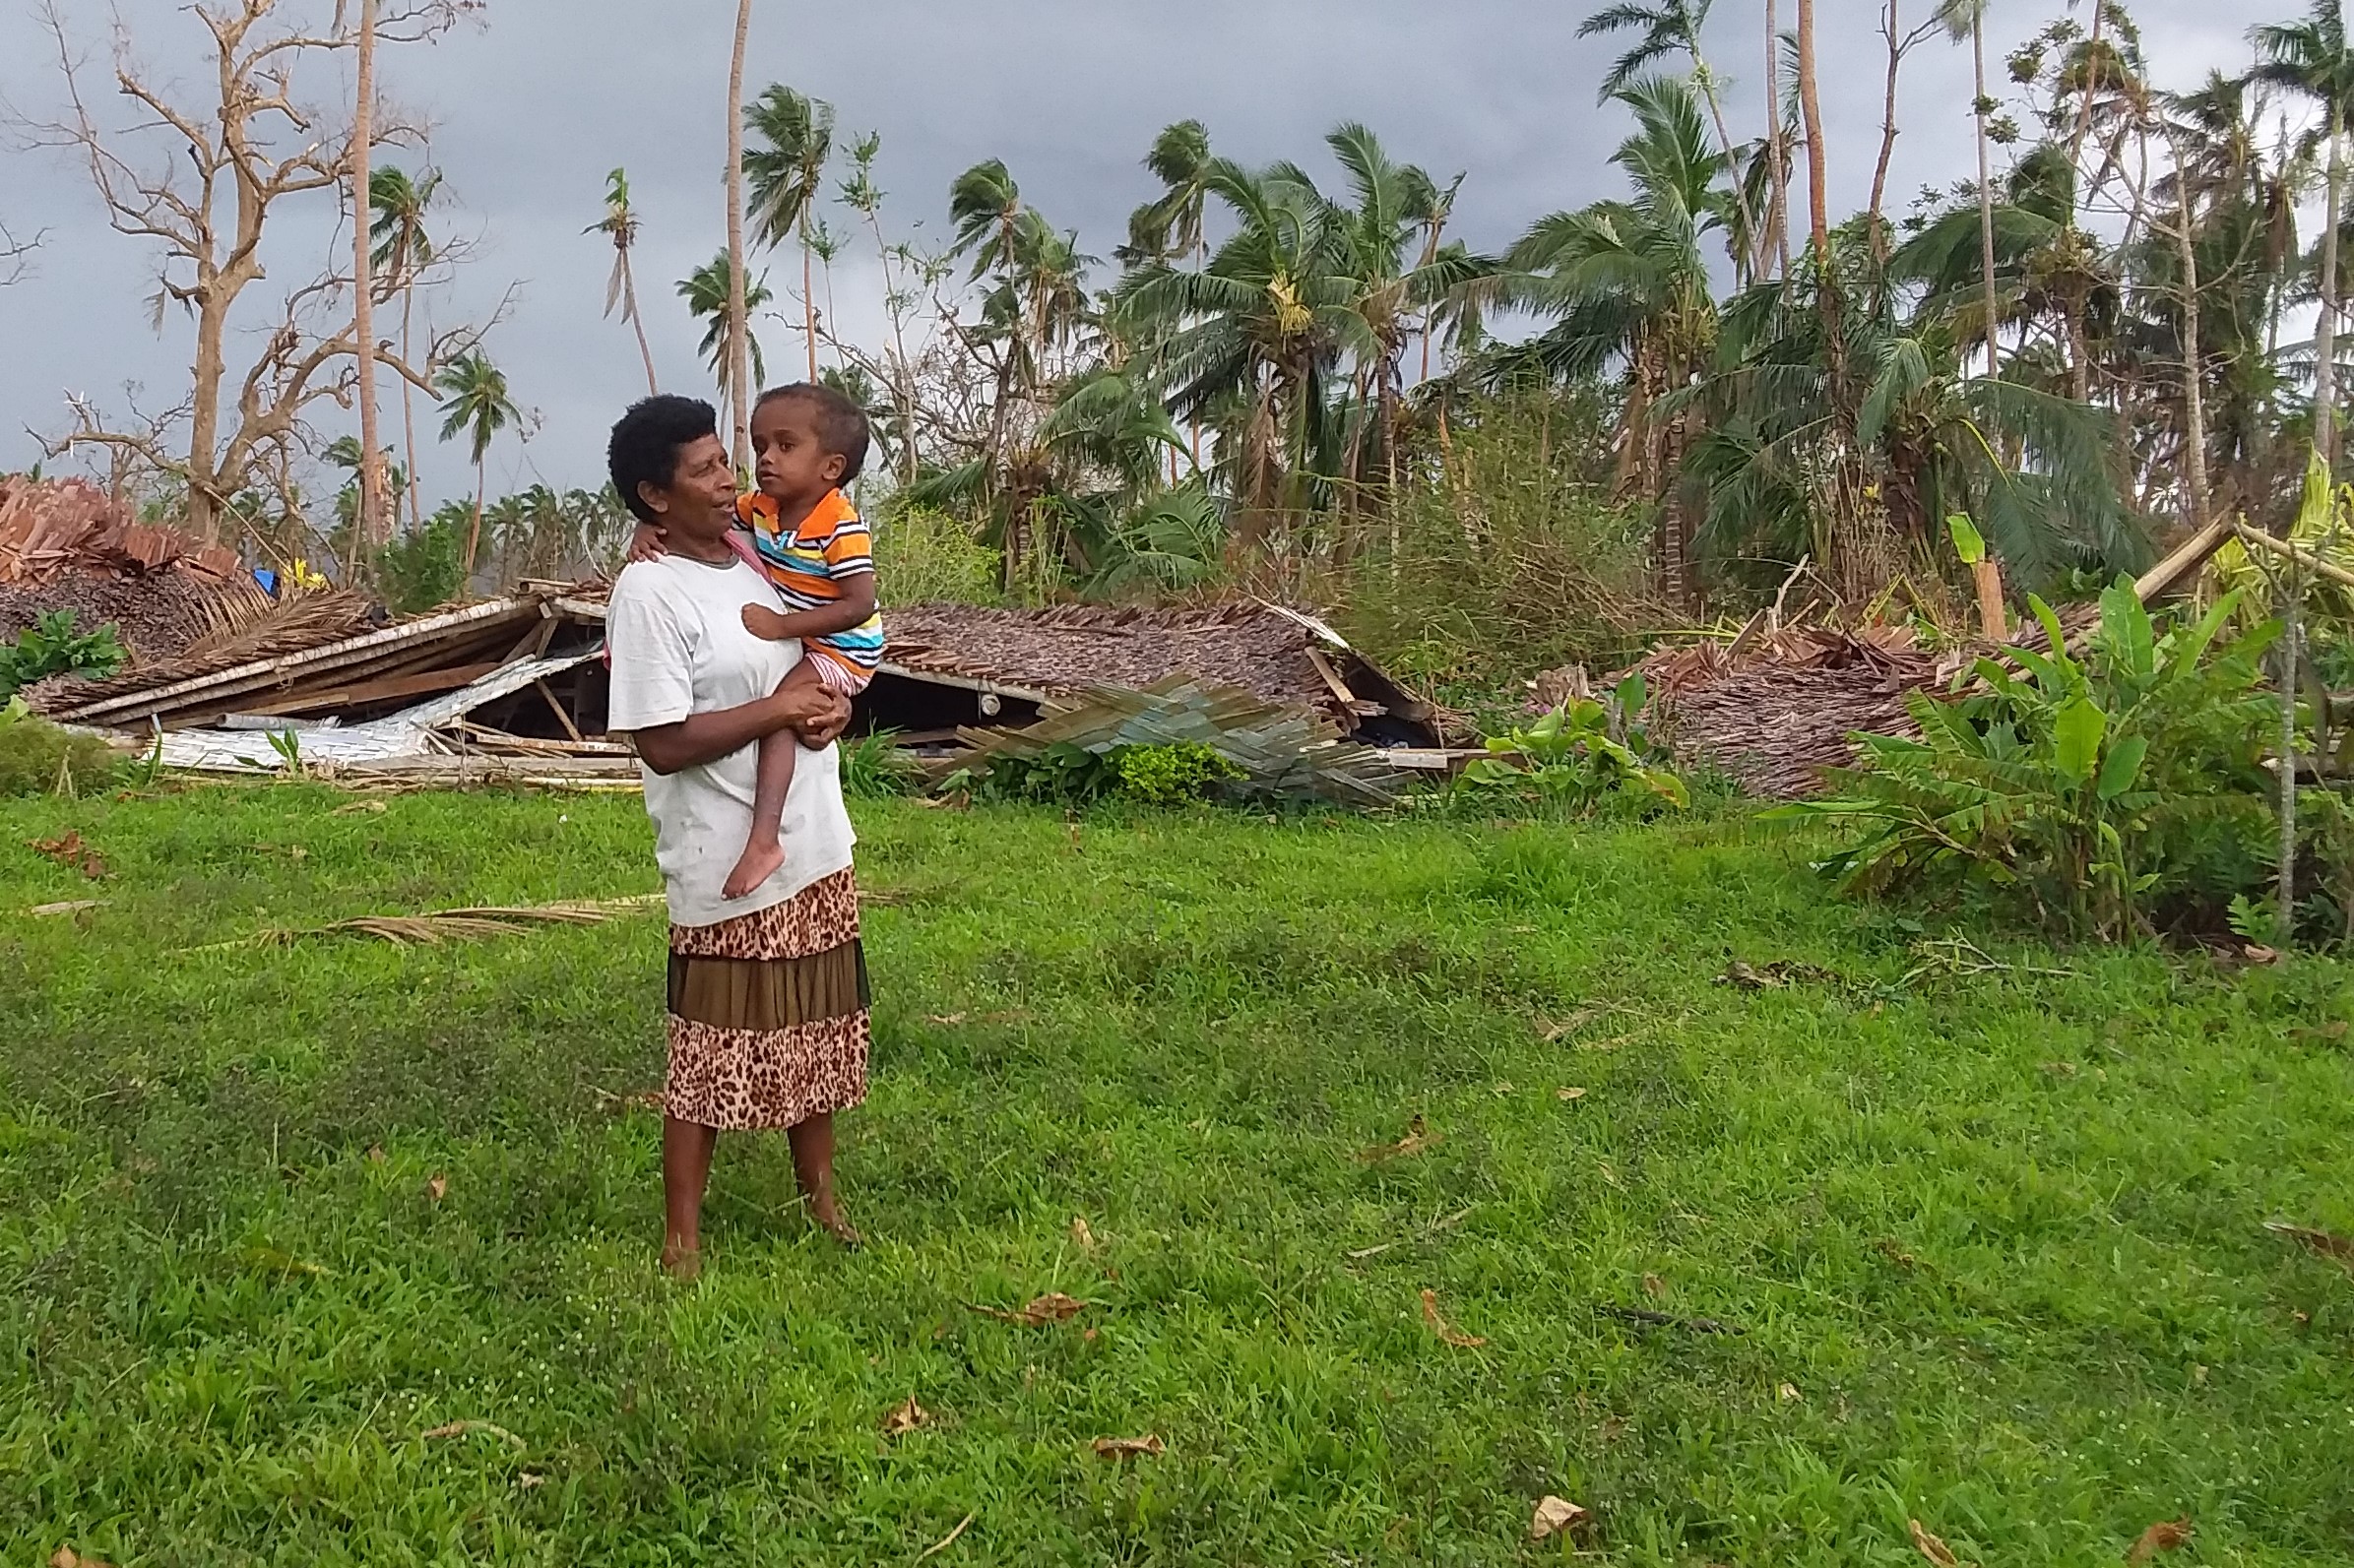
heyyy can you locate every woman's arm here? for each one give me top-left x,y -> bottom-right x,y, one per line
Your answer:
628,681 -> 850,776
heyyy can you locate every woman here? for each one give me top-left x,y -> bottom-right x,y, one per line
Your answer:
602,395 -> 867,1275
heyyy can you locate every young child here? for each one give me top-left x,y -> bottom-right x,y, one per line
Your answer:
629,382 -> 883,899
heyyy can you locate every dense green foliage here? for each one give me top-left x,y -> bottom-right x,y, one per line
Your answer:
0,611 -> 126,703
3,788 -> 2350,1563
1459,675 -> 1690,812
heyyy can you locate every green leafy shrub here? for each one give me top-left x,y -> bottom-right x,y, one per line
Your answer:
0,698 -> 125,797
1113,742 -> 1244,806
950,741 -> 1245,808
375,504 -> 476,614
1769,585 -> 2279,938
1456,674 -> 1689,812
839,729 -> 925,798
875,503 -> 1003,606
0,611 -> 127,702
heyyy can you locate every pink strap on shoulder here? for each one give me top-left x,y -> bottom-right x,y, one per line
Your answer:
724,529 -> 763,570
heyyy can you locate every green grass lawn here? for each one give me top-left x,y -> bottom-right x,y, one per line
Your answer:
2,784 -> 2350,1566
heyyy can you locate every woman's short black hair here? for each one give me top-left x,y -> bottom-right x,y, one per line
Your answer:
754,382 -> 871,483
607,395 -> 719,524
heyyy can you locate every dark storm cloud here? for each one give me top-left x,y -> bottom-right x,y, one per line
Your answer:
0,0 -> 2271,501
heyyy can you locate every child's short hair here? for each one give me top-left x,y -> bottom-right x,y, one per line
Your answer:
755,382 -> 871,484
608,395 -> 719,525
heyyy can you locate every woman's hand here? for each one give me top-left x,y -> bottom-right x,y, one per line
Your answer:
792,690 -> 853,749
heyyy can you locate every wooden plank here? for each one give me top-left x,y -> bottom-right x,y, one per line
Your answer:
223,661 -> 505,720
535,679 -> 587,743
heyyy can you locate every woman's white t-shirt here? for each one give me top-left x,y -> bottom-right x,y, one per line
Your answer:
604,551 -> 856,927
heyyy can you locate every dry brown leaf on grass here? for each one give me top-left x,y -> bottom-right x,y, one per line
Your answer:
1092,1433 -> 1165,1460
2265,1221 -> 2354,1267
2127,1518 -> 2194,1564
1421,1288 -> 1487,1348
1070,1216 -> 1098,1253
1361,1114 -> 1436,1162
424,1173 -> 448,1203
881,1398 -> 930,1438
365,1145 -> 387,1164
1641,1272 -> 1667,1298
966,1292 -> 1088,1327
1557,1086 -> 1588,1101
2290,1021 -> 2349,1043
332,799 -> 389,816
51,1549 -> 114,1568
420,1418 -> 526,1450
29,833 -> 106,879
1909,1520 -> 1961,1568
1529,1495 -> 1588,1541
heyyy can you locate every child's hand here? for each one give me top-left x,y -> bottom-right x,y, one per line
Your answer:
625,523 -> 668,564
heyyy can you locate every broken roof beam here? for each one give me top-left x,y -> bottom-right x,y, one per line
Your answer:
48,596 -> 548,728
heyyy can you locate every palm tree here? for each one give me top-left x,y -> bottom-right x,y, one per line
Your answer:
1123,120 -> 1215,266
680,253 -> 773,393
1937,0 -> 2005,379
433,351 -> 521,586
587,167 -> 659,397
1578,0 -> 1761,282
724,0 -> 755,470
369,163 -> 441,533
1497,76 -> 1728,603
2254,0 -> 2354,467
1114,158 -> 1365,533
742,84 -> 836,382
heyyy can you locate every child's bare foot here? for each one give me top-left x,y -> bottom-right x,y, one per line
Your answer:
661,1239 -> 702,1280
740,603 -> 793,641
722,839 -> 787,900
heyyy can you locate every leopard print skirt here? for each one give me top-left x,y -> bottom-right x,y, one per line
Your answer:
665,866 -> 869,1131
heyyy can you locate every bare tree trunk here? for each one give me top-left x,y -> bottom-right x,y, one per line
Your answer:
1766,0 -> 1792,280
1692,64 -> 1760,283
1797,0 -> 1841,395
2164,139 -> 2209,531
400,284 -> 422,532
624,251 -> 659,397
725,0 -> 755,471
1868,0 -> 1905,263
350,0 -> 382,576
802,224 -> 819,382
464,456 -> 486,592
1972,9 -> 2002,379
2320,104 -> 2343,470
2278,564 -> 2302,945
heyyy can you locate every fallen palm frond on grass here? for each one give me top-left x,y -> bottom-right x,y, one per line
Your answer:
191,894 -> 666,951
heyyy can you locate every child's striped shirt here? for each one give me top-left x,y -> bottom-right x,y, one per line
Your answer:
734,488 -> 885,674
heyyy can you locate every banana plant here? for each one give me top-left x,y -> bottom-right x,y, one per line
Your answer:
1772,582 -> 2280,937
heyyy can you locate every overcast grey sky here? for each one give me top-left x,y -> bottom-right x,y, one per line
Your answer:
0,0 -> 2274,507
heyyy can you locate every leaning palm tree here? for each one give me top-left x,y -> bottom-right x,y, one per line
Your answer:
1122,119 -> 1215,266
433,352 -> 521,585
1935,0 -> 2004,380
1578,0 -> 1760,282
369,164 -> 442,532
2254,0 -> 2354,467
586,167 -> 659,397
742,84 -> 836,382
680,253 -> 773,395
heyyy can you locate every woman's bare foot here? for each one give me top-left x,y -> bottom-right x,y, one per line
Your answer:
740,603 -> 794,641
661,1239 -> 702,1280
722,838 -> 787,900
808,1195 -> 860,1248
